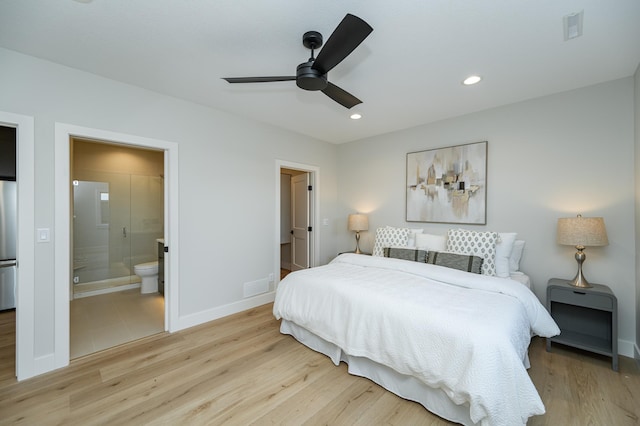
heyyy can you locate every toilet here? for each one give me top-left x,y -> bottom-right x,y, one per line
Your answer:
134,261 -> 159,294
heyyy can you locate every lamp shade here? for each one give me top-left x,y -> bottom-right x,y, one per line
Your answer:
348,214 -> 369,232
557,215 -> 608,247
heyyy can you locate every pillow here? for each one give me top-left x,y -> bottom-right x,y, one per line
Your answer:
372,227 -> 410,256
446,229 -> 498,276
415,233 -> 447,251
383,247 -> 428,263
495,232 -> 517,278
509,240 -> 526,272
426,251 -> 483,274
400,227 -> 424,248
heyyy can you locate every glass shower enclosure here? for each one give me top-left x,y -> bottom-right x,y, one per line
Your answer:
72,172 -> 163,297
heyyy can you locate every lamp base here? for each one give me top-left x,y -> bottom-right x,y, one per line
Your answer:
568,248 -> 592,288
354,231 -> 362,254
568,272 -> 592,288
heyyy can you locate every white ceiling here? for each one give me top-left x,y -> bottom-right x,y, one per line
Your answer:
1,0 -> 639,144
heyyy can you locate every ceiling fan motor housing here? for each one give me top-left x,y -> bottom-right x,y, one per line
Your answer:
296,61 -> 327,91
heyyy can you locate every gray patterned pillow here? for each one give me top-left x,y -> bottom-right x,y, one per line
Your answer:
383,247 -> 428,263
426,251 -> 484,274
372,227 -> 410,256
446,229 -> 498,276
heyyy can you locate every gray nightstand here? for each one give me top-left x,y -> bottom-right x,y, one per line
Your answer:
546,278 -> 618,371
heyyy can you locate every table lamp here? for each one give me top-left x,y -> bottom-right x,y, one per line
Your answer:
556,214 -> 608,288
348,214 -> 368,254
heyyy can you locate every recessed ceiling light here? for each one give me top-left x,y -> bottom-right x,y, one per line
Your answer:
462,75 -> 482,86
350,113 -> 362,120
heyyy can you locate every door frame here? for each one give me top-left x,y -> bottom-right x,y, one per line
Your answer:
275,160 -> 319,282
0,111 -> 35,381
54,123 -> 179,370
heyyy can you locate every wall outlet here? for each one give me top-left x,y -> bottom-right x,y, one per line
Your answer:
268,273 -> 274,283
73,276 -> 79,284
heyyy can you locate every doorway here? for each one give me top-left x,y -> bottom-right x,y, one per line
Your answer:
0,111 -> 34,381
70,139 -> 165,358
276,161 -> 319,281
54,123 -> 179,373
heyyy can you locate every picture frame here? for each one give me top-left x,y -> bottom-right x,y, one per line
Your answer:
406,141 -> 487,224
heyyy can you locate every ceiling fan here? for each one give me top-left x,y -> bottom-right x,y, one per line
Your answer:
222,13 -> 373,109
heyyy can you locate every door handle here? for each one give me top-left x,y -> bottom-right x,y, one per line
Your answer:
123,227 -> 127,238
0,260 -> 17,268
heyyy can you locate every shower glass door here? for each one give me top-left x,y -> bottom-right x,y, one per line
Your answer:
72,172 -> 163,297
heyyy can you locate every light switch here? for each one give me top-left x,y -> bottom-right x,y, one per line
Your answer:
322,218 -> 329,226
37,228 -> 50,242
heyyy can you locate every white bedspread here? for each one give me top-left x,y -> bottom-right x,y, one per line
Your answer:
273,254 -> 560,426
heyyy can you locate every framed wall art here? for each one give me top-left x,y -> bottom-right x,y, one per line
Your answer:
406,141 -> 487,224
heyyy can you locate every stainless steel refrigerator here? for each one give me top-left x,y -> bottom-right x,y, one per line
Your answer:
0,180 -> 17,310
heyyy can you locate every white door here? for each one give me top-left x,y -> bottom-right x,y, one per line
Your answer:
290,173 -> 310,271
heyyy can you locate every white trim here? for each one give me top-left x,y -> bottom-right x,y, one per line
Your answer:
0,111 -> 35,381
174,293 -> 275,332
618,339 -> 635,358
275,160 -> 320,286
54,123 -> 180,374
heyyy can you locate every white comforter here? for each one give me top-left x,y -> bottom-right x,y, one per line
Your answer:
273,254 -> 560,426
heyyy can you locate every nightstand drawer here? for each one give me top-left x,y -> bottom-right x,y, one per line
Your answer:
549,287 -> 613,310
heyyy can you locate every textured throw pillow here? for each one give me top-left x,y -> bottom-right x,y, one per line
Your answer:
415,233 -> 447,252
373,227 -> 410,257
509,240 -> 526,272
446,229 -> 498,276
383,247 -> 428,263
495,232 -> 517,278
427,251 -> 484,274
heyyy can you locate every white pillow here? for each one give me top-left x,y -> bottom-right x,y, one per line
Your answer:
415,233 -> 446,251
509,240 -> 526,272
373,227 -> 411,257
495,232 -> 517,278
389,226 -> 423,247
446,229 -> 498,276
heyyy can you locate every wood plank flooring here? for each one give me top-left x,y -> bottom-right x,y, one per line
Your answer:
0,303 -> 639,425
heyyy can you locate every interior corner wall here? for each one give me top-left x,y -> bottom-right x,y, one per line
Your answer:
635,62 -> 640,362
0,47 -> 338,366
337,77 -> 637,356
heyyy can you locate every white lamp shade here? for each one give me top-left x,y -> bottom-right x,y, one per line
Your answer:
557,216 -> 608,247
348,214 -> 369,232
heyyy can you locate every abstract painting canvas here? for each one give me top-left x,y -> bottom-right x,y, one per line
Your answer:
406,141 -> 487,224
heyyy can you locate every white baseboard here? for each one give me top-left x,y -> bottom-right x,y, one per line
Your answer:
29,353 -> 56,380
618,339 -> 636,358
174,292 -> 276,332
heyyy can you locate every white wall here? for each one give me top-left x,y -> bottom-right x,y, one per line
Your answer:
0,47 -> 339,366
337,78 -> 637,356
635,62 -> 640,362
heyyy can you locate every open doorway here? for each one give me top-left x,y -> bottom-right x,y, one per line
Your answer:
276,161 -> 319,282
69,139 -> 165,358
54,123 -> 179,373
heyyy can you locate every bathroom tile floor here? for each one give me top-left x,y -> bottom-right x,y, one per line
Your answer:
70,289 -> 165,359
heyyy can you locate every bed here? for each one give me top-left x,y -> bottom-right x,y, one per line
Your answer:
273,253 -> 560,426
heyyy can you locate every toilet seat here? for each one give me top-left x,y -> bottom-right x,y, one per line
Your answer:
134,261 -> 158,272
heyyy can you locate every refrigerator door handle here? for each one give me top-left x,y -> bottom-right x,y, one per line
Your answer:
0,260 -> 17,268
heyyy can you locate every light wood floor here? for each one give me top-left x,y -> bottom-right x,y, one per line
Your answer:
1,303 -> 639,425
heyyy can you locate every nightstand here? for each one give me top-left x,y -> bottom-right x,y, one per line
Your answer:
546,278 -> 618,371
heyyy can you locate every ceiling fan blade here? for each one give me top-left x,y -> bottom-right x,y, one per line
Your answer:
322,82 -> 362,109
312,14 -> 373,75
222,76 -> 296,83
